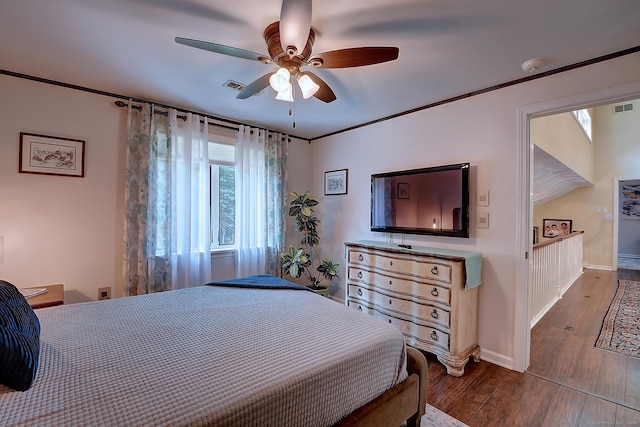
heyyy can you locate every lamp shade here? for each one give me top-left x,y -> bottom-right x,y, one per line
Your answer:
269,68 -> 291,93
275,82 -> 293,102
297,74 -> 320,99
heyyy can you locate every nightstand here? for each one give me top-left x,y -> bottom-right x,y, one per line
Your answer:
25,284 -> 64,309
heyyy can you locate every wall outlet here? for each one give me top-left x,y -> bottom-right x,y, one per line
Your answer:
98,287 -> 111,300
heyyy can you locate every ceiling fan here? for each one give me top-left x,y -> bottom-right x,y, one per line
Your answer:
175,0 -> 399,103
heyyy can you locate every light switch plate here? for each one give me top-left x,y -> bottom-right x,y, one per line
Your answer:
477,212 -> 489,229
477,190 -> 490,207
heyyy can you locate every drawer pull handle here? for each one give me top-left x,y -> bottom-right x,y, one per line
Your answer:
388,319 -> 392,324
431,309 -> 438,319
389,280 -> 393,285
358,254 -> 364,261
357,271 -> 363,279
357,288 -> 363,296
389,261 -> 393,266
431,266 -> 438,275
357,306 -> 363,311
431,287 -> 439,297
430,331 -> 438,341
388,299 -> 392,305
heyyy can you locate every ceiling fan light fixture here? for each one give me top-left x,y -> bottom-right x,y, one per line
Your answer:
269,67 -> 291,92
297,74 -> 320,99
275,82 -> 294,102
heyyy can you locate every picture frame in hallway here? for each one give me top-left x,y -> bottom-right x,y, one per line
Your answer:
19,132 -> 85,177
324,169 -> 348,195
542,218 -> 572,238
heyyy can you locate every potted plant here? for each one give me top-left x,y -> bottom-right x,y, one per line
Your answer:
281,190 -> 340,296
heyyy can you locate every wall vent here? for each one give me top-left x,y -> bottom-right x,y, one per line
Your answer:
222,80 -> 264,96
223,80 -> 246,91
612,102 -> 634,114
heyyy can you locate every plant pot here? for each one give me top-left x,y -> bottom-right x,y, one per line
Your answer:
311,286 -> 329,297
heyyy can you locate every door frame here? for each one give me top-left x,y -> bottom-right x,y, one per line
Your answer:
514,81 -> 640,372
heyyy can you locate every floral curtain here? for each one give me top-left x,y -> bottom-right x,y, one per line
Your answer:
123,102 -> 172,295
235,125 -> 288,277
124,103 -> 212,295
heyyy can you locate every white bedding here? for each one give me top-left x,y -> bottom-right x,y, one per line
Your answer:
1,285 -> 407,426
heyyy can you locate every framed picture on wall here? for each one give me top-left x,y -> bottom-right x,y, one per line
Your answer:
397,183 -> 410,199
19,132 -> 85,177
542,218 -> 572,238
324,169 -> 348,195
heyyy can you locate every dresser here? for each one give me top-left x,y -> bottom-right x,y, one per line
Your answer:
345,241 -> 481,376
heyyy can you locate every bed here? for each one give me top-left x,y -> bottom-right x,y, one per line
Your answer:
1,276 -> 427,426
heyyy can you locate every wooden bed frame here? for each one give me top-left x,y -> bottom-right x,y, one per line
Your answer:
336,346 -> 428,427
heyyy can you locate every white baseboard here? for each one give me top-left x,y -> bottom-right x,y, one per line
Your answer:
583,264 -> 613,271
479,348 -> 514,371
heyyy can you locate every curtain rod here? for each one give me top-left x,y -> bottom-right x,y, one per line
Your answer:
113,100 -> 239,132
114,100 -> 292,141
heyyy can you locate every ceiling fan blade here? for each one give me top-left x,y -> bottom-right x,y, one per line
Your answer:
310,47 -> 399,69
236,73 -> 273,99
279,0 -> 312,56
175,37 -> 266,62
304,72 -> 336,103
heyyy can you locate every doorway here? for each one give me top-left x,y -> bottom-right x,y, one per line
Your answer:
615,178 -> 640,271
514,81 -> 640,374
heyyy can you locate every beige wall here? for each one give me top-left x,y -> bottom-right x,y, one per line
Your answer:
311,52 -> 640,369
531,112 -> 594,183
534,100 -> 640,269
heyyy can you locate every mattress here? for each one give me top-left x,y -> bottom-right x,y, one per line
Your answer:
1,284 -> 407,426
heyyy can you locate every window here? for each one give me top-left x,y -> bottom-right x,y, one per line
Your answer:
571,109 -> 592,142
209,137 -> 236,249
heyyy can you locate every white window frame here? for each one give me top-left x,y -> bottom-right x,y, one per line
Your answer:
571,109 -> 592,142
208,134 -> 236,251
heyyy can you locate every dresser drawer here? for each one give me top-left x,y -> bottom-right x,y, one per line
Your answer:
348,285 -> 451,329
347,300 -> 450,352
349,249 -> 452,284
348,267 -> 451,306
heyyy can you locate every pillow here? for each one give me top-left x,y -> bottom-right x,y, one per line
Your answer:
0,280 -> 41,391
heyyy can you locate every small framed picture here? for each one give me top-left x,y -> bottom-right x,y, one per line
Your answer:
324,169 -> 348,195
542,219 -> 572,238
19,132 -> 85,177
397,183 -> 410,199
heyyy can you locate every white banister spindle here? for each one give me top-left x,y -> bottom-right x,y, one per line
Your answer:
530,232 -> 583,328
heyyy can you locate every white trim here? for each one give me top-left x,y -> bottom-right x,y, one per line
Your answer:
480,348 -> 514,371
515,81 -> 640,373
582,264 -> 614,271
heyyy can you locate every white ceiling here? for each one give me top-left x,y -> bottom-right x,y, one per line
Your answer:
1,0 -> 639,140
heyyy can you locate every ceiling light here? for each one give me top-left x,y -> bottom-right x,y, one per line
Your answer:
269,68 -> 291,92
275,82 -> 294,102
297,74 -> 320,99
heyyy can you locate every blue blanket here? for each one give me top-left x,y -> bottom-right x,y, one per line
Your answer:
206,274 -> 311,291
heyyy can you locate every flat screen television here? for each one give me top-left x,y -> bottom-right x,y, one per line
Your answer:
371,163 -> 470,238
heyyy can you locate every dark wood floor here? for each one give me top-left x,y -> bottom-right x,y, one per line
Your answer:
425,268 -> 640,426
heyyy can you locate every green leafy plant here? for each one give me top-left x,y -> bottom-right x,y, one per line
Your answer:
281,190 -> 340,290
